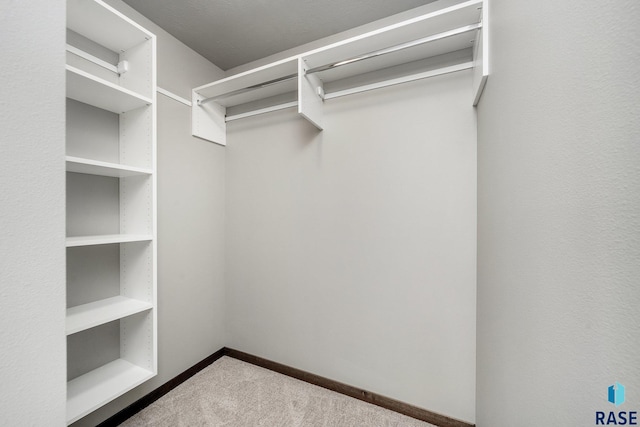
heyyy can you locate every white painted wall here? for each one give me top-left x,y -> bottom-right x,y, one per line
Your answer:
226,70 -> 477,423
70,2 -> 227,425
0,1 -> 67,425
476,0 -> 640,425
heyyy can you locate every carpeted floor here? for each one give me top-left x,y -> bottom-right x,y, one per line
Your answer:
120,356 -> 436,426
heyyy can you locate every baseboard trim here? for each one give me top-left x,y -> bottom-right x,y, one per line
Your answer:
96,347 -> 226,427
99,347 -> 474,427
225,348 -> 474,427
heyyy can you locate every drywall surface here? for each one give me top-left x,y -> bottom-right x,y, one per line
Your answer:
476,1 -> 640,426
226,71 -> 477,422
0,1 -> 67,425
71,2 -> 226,426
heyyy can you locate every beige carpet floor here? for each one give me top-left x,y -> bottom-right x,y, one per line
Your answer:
120,356 -> 436,427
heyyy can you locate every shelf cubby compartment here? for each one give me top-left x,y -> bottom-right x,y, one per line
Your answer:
66,65 -> 151,114
192,0 -> 488,146
67,0 -> 155,100
66,311 -> 155,424
66,172 -> 154,244
67,358 -> 154,424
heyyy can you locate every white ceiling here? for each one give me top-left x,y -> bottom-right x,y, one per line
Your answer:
121,0 -> 436,70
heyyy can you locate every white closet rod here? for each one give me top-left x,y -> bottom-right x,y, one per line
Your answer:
66,44 -> 118,73
198,74 -> 297,105
306,23 -> 481,75
324,61 -> 473,100
223,62 -> 471,122
225,101 -> 298,122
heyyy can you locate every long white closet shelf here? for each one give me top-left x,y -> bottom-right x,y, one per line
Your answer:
67,359 -> 154,424
66,65 -> 152,114
66,296 -> 153,335
66,234 -> 153,247
192,0 -> 488,145
195,58 -> 299,107
66,156 -> 153,178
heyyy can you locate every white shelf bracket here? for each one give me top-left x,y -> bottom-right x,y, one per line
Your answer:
192,91 -> 227,146
472,0 -> 489,106
298,58 -> 324,130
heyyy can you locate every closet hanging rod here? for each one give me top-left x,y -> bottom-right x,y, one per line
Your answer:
196,23 -> 482,107
305,23 -> 482,75
197,74 -> 297,106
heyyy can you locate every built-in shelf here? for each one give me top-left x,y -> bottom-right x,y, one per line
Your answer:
192,0 -> 488,146
66,156 -> 152,178
66,234 -> 153,247
67,359 -> 154,424
65,0 -> 157,423
66,65 -> 151,114
66,296 -> 153,335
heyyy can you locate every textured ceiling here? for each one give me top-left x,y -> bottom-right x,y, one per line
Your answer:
122,0 -> 436,70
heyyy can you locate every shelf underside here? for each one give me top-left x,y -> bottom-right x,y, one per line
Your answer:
67,359 -> 154,424
67,296 -> 153,335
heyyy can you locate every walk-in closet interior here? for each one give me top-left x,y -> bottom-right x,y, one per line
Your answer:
2,0 -> 638,426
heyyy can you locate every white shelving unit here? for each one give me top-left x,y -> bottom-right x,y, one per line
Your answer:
192,0 -> 489,146
65,0 -> 157,424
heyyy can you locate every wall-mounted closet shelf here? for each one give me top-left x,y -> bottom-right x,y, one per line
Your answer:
192,0 -> 489,146
67,359 -> 154,424
66,296 -> 153,335
66,234 -> 153,247
66,156 -> 153,177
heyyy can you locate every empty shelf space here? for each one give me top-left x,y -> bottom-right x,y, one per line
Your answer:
67,0 -> 151,53
66,296 -> 153,335
67,359 -> 154,424
66,156 -> 152,178
66,65 -> 152,114
66,234 -> 153,247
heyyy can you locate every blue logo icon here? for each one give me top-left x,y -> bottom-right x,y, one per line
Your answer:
609,382 -> 626,407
